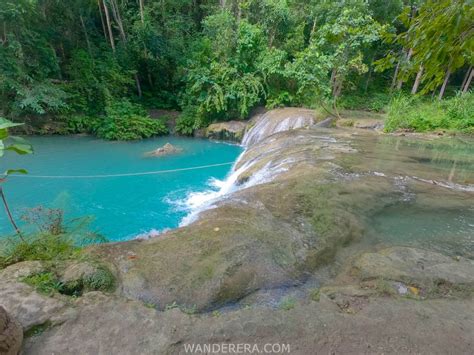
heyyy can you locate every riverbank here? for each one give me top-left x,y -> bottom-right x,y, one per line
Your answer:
1,108 -> 473,353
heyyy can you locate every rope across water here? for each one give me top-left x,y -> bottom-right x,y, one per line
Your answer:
6,162 -> 235,179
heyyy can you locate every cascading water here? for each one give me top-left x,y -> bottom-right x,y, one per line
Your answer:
242,108 -> 315,147
177,109 -> 315,226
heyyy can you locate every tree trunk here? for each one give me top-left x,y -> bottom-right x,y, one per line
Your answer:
139,0 -> 145,23
134,74 -> 143,98
364,57 -> 374,93
102,0 -> 115,51
237,1 -> 242,24
396,48 -> 413,90
391,60 -> 400,90
79,14 -> 92,56
98,0 -> 108,41
411,66 -> 423,94
333,76 -> 343,98
462,67 -> 473,93
461,66 -> 471,89
438,68 -> 451,100
310,17 -> 317,39
330,69 -> 337,90
109,0 -> 127,42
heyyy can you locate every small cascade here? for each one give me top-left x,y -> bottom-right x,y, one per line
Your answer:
242,108 -> 316,147
178,108 -> 317,226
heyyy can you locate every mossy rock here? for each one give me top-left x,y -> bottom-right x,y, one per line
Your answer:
206,121 -> 247,142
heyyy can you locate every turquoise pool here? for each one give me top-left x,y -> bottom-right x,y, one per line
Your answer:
0,136 -> 243,241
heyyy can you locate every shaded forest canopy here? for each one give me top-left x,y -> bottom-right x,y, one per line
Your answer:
0,0 -> 472,135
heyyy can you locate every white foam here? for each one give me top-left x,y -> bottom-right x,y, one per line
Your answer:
242,113 -> 314,147
174,113 -> 310,227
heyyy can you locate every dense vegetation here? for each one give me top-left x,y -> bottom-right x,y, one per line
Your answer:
0,0 -> 472,136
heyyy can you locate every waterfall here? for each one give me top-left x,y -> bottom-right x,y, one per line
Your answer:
177,108 -> 316,226
242,108 -> 315,147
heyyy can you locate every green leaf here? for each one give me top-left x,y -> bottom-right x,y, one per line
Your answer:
6,143 -> 33,155
0,118 -> 23,130
4,169 -> 28,175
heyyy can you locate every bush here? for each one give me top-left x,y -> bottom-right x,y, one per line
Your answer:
339,92 -> 391,112
96,100 -> 168,140
66,115 -> 101,134
443,92 -> 474,132
175,112 -> 196,136
95,115 -> 168,140
65,100 -> 169,140
385,92 -> 474,133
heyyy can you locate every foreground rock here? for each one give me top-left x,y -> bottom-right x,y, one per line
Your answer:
23,292 -> 474,354
144,143 -> 182,157
0,306 -> 22,355
206,120 -> 247,142
0,262 -> 76,330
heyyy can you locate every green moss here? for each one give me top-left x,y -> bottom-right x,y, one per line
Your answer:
22,263 -> 115,297
309,288 -> 320,302
373,278 -> 398,297
278,296 -> 296,310
24,321 -> 52,338
164,301 -> 197,315
83,266 -> 115,292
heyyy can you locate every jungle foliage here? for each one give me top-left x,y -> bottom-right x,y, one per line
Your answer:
0,0 -> 472,135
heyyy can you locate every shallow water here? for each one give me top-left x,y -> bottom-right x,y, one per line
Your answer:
370,203 -> 474,257
0,136 -> 242,241
342,134 -> 474,257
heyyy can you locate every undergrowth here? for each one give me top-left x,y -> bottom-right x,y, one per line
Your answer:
0,207 -> 106,269
66,99 -> 168,140
385,92 -> 474,133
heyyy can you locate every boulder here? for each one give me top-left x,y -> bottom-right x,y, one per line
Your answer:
145,143 -> 183,157
206,121 -> 247,142
0,306 -> 23,355
0,262 -> 76,330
